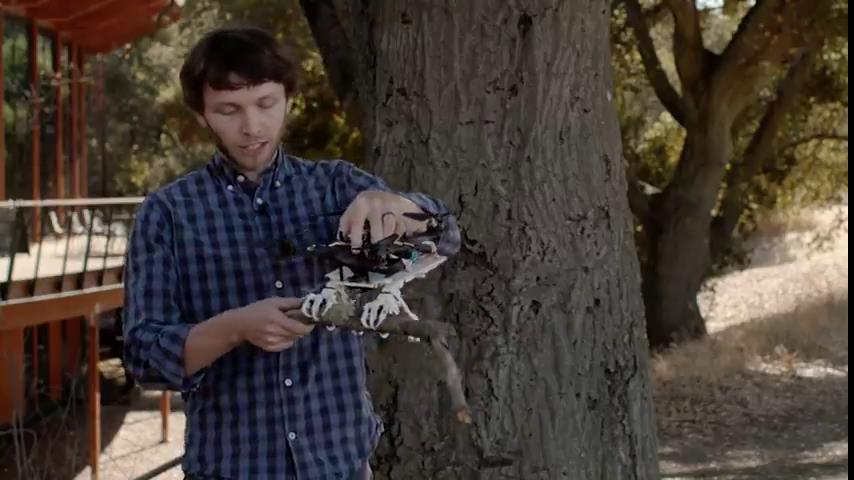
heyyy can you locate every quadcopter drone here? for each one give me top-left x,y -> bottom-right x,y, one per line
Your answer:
300,211 -> 450,335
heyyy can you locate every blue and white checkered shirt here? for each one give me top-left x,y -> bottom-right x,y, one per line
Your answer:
122,146 -> 460,479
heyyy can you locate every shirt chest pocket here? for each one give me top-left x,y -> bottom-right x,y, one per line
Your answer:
280,214 -> 339,251
174,229 -> 271,319
270,214 -> 341,295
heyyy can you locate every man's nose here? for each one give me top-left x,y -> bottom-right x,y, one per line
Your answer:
240,112 -> 263,136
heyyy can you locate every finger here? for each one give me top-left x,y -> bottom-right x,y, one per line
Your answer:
283,307 -> 309,320
261,339 -> 295,352
368,209 -> 384,245
348,210 -> 368,252
250,331 -> 291,350
274,297 -> 303,310
264,323 -> 292,338
382,212 -> 398,240
264,332 -> 296,343
404,215 -> 428,234
278,314 -> 316,336
394,216 -> 407,238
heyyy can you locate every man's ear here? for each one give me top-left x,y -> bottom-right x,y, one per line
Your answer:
285,96 -> 294,114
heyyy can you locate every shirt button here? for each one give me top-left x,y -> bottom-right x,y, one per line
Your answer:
288,432 -> 297,441
275,280 -> 284,289
275,180 -> 282,187
226,185 -> 234,191
255,198 -> 264,205
237,174 -> 246,182
284,378 -> 293,387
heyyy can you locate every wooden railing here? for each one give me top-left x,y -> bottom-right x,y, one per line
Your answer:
0,196 -> 143,302
0,197 -> 172,480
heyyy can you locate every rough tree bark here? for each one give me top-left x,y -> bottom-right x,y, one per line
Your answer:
311,1 -> 660,478
624,0 -> 833,348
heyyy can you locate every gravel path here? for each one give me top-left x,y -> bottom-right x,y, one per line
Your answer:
700,204 -> 848,333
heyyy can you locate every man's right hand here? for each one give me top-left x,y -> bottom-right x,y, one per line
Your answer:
236,297 -> 315,352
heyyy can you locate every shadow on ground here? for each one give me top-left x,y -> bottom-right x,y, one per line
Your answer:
655,296 -> 849,479
0,361 -> 184,480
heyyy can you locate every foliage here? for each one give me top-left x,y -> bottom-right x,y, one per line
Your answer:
611,0 -> 848,254
4,0 -> 844,257
730,37 -> 848,235
3,18 -> 33,200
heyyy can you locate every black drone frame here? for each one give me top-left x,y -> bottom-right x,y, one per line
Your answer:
305,211 -> 450,281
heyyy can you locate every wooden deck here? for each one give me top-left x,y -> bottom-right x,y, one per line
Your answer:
0,234 -> 132,480
2,236 -> 127,281
1,236 -> 127,301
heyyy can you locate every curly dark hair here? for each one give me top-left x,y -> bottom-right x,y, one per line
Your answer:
179,26 -> 298,113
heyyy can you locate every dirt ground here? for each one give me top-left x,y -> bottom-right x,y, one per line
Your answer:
655,203 -> 849,480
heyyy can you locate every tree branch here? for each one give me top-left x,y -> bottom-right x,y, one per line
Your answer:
623,0 -> 691,126
612,1 -> 669,42
299,0 -> 363,126
711,0 -> 832,113
286,293 -> 472,425
779,133 -> 848,153
711,46 -> 819,257
713,0 -> 779,89
662,0 -> 712,102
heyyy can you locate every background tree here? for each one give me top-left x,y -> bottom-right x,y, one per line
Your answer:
84,0 -> 847,355
611,0 -> 848,348
307,1 -> 659,478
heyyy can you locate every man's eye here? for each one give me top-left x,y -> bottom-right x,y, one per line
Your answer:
217,107 -> 237,115
259,98 -> 277,109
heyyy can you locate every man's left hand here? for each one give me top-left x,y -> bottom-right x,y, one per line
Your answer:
338,191 -> 427,251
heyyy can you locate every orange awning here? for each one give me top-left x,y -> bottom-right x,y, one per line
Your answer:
1,0 -> 181,53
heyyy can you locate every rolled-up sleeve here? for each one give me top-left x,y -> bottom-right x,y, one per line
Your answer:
334,161 -> 461,256
122,195 -> 205,392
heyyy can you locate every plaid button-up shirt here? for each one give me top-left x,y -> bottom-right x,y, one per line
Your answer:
122,147 -> 460,479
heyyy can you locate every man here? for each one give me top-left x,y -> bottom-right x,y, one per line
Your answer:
122,26 -> 460,480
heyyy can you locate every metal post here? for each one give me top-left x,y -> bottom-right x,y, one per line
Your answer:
87,313 -> 101,480
71,45 -> 80,198
0,14 -> 6,200
54,33 -> 64,207
160,391 -> 171,443
29,22 -> 41,240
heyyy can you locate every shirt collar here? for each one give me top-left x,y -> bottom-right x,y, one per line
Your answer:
211,144 -> 294,189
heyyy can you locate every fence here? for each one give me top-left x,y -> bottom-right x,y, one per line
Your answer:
0,197 -> 171,480
0,197 -> 144,302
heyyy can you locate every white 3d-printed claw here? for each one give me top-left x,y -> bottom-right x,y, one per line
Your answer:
301,284 -> 347,321
359,282 -> 419,332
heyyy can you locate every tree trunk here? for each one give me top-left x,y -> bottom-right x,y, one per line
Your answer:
298,0 -> 363,125
333,1 -> 659,478
643,112 -> 732,348
621,0 -> 835,349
